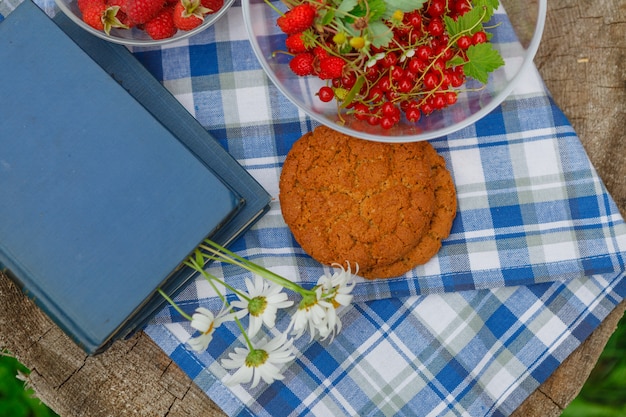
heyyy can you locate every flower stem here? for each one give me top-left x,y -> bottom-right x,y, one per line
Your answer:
198,240 -> 316,298
183,258 -> 250,302
158,288 -> 193,321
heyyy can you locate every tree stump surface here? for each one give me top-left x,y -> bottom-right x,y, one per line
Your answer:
1,0 -> 625,415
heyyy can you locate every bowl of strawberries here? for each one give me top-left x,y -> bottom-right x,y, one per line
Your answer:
55,0 -> 233,45
242,0 -> 547,142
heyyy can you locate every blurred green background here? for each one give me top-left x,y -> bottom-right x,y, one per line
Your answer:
1,315 -> 625,416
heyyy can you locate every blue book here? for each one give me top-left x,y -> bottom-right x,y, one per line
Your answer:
0,1 -> 271,354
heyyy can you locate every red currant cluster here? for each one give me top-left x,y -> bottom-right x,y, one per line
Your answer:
275,0 -> 497,130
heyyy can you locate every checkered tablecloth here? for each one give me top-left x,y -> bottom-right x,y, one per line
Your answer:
8,0 -> 626,415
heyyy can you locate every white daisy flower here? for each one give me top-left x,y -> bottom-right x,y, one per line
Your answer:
288,263 -> 357,341
319,262 -> 356,308
288,291 -> 335,340
221,333 -> 296,388
231,275 -> 294,338
187,307 -> 240,352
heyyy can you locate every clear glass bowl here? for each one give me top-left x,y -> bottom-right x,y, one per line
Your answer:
54,0 -> 234,46
242,0 -> 547,142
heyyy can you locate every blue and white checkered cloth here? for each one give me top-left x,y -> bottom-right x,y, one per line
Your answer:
11,1 -> 626,415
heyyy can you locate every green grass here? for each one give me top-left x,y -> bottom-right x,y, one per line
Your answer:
1,317 -> 625,417
561,314 -> 626,417
0,351 -> 59,417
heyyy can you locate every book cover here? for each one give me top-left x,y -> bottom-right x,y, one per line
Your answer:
0,1 -> 271,354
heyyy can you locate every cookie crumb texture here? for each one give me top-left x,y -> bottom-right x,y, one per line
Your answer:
279,126 -> 457,279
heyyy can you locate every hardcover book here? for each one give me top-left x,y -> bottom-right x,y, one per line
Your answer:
0,0 -> 271,354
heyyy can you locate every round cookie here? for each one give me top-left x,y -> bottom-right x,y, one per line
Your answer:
279,125 -> 440,273
358,146 -> 457,279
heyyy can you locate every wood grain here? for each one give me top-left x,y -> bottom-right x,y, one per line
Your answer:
1,0 -> 625,415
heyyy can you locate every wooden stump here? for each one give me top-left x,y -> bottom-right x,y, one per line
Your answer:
1,0 -> 625,415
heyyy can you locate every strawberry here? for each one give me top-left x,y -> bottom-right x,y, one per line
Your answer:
78,0 -> 102,12
285,32 -> 308,53
200,0 -> 223,14
144,5 -> 176,39
277,4 -> 316,35
121,0 -> 165,24
289,52 -> 315,76
80,0 -> 128,34
81,1 -> 108,30
107,0 -> 136,27
317,56 -> 346,79
312,45 -> 329,60
173,0 -> 209,30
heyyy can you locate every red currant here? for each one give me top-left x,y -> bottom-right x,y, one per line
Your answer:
416,45 -> 433,61
391,65 -> 404,81
445,91 -> 458,105
457,35 -> 472,50
381,101 -> 397,116
421,101 -> 434,115
380,116 -> 396,129
353,103 -> 370,120
367,114 -> 380,126
317,86 -> 334,102
454,0 -> 471,16
427,17 -> 444,37
432,93 -> 446,109
409,57 -> 427,73
405,107 -> 421,122
423,71 -> 440,90
406,11 -> 422,28
472,31 -> 487,45
426,0 -> 446,17
368,87 -> 384,102
377,77 -> 392,92
341,73 -> 356,88
382,52 -> 398,68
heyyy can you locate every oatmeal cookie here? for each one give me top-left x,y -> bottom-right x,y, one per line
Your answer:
358,146 -> 457,279
280,126 -> 455,276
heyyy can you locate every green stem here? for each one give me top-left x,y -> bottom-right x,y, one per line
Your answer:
183,259 -> 250,302
199,240 -> 316,298
158,289 -> 193,321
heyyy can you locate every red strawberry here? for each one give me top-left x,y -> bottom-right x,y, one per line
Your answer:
317,56 -> 346,80
200,0 -> 223,14
312,45 -> 328,60
80,0 -> 128,34
277,4 -> 316,35
144,5 -> 176,39
121,0 -> 165,24
107,0 -> 136,27
285,32 -> 308,53
81,1 -> 108,30
289,52 -> 315,76
78,0 -> 102,12
172,0 -> 209,30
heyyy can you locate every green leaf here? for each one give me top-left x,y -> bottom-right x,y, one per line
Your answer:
463,42 -> 504,83
473,0 -> 499,21
340,75 -> 366,108
383,0 -> 426,17
336,0 -> 358,14
444,6 -> 484,37
368,20 -> 394,48
447,55 -> 466,68
319,8 -> 335,26
349,0 -> 386,21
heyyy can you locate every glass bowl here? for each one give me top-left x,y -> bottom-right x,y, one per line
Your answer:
54,0 -> 234,46
242,0 -> 547,142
